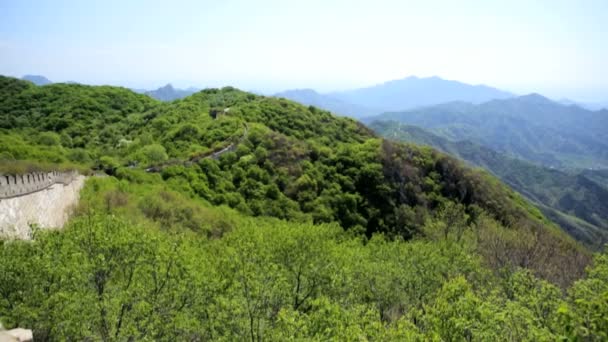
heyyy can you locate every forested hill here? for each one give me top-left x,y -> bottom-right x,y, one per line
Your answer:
364,94 -> 608,170
0,74 -> 586,264
1,75 -> 605,340
1,75 -> 544,235
370,121 -> 608,248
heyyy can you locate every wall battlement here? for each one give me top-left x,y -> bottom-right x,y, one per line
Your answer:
0,171 -> 78,199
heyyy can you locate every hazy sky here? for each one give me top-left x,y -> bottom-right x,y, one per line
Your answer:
1,0 -> 607,100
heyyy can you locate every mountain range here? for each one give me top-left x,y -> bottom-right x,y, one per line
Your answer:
11,74 -> 608,244
18,75 -> 199,102
273,88 -> 380,118
21,74 -> 52,86
370,121 -> 608,248
559,98 -> 608,111
144,83 -> 199,101
329,76 -> 514,111
365,94 -> 608,170
275,76 -> 514,117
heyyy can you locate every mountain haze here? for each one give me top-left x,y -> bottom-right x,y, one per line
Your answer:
330,76 -> 514,111
273,88 -> 379,118
371,121 -> 608,247
144,83 -> 198,101
21,74 -> 52,86
559,98 -> 608,111
273,76 -> 514,118
366,94 -> 608,169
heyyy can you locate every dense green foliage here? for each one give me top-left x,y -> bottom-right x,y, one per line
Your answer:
0,177 -> 604,340
371,121 -> 608,248
1,75 -> 550,239
365,94 -> 608,169
0,75 -> 602,340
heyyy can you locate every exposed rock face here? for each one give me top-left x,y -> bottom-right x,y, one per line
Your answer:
0,175 -> 86,239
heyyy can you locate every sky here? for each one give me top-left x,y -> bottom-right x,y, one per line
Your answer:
1,0 -> 607,101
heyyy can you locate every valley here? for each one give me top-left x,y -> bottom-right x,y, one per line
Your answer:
363,94 -> 608,170
370,121 -> 608,248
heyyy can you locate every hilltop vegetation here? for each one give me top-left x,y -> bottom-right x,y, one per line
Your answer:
1,75 -> 606,340
371,121 -> 608,248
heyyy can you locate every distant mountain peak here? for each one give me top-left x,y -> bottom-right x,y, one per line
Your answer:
277,88 -> 319,96
145,83 -> 197,102
329,76 -> 514,111
22,75 -> 52,86
273,88 -> 378,118
518,93 -> 553,104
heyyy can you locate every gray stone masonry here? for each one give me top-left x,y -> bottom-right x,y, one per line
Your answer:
0,171 -> 78,199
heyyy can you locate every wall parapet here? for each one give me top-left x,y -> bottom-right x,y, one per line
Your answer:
0,171 -> 78,199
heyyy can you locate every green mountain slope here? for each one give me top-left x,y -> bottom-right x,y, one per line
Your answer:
1,75 -> 604,340
365,95 -> 608,169
0,74 -> 588,274
370,121 -> 608,247
0,76 -> 540,237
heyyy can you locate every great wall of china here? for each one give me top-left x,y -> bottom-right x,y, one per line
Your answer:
0,171 -> 79,199
0,171 -> 85,239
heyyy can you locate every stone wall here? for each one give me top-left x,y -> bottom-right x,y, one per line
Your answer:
0,172 -> 85,239
0,171 -> 78,199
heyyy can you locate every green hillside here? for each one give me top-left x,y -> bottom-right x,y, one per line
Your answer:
370,121 -> 608,248
1,76 -> 548,238
1,76 -> 606,340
